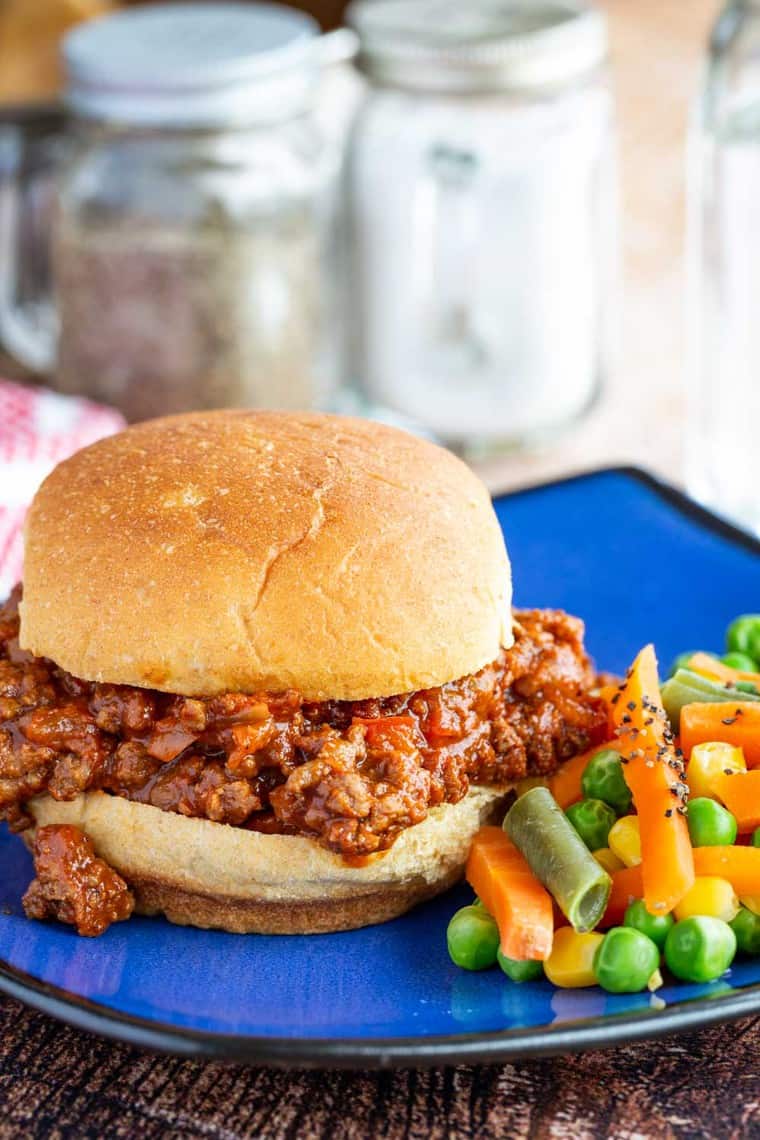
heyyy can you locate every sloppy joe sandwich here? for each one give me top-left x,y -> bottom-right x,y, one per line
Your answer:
0,411 -> 606,935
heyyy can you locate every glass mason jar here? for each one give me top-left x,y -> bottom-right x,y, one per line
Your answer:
687,0 -> 760,533
344,0 -> 617,454
0,2 -> 349,422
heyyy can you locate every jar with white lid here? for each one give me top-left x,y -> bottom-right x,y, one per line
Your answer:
0,2 -> 352,422
345,0 -> 617,453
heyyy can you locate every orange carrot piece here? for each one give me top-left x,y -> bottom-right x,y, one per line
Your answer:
466,826 -> 554,961
549,740 -> 622,809
712,770 -> 760,832
693,846 -> 760,896
681,702 -> 760,768
599,866 -> 644,928
687,652 -> 760,689
611,645 -> 695,915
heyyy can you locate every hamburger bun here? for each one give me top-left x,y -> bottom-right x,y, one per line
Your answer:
20,410 -> 513,701
17,410 -> 515,934
26,786 -> 509,934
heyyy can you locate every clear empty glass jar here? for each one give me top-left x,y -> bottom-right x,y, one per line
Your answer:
345,0 -> 617,454
687,0 -> 760,533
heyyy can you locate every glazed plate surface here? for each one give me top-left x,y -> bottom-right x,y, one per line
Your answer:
1,467 -> 759,1066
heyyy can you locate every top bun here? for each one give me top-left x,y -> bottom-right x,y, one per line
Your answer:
20,411 -> 512,700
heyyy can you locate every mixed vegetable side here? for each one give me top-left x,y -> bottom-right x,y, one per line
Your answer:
447,614 -> 760,993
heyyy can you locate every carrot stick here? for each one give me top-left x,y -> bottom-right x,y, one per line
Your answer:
611,645 -> 695,915
712,770 -> 760,832
687,652 -> 760,689
466,826 -> 554,961
693,846 -> 760,896
681,703 -> 760,768
549,740 -> 622,809
599,865 -> 644,928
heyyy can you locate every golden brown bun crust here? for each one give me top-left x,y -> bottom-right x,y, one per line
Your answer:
27,787 -> 509,934
20,411 -> 512,700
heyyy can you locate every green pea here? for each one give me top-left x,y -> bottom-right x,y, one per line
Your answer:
752,827 -> 760,848
668,651 -> 703,678
735,680 -> 760,695
565,799 -> 617,850
497,950 -> 544,983
581,749 -> 632,816
726,615 -> 760,661
687,797 -> 738,847
593,927 -> 661,993
722,651 -> 759,672
623,899 -> 675,949
664,917 -> 737,983
447,905 -> 499,970
730,906 -> 760,956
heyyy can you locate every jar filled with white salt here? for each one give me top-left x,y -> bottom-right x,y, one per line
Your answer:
345,0 -> 617,452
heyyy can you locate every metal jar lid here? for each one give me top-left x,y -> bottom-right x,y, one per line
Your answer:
62,2 -> 322,127
346,0 -> 608,93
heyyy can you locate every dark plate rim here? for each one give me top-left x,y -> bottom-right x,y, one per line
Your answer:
2,464 -> 759,1068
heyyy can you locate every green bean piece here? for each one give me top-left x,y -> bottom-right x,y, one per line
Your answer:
660,668 -> 760,730
497,950 -> 544,983
446,905 -> 499,971
581,749 -> 633,815
735,680 -> 760,695
752,827 -> 760,849
730,907 -> 760,956
504,786 -> 611,933
726,615 -> 760,660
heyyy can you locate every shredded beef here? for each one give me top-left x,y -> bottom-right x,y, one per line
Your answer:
0,586 -> 606,857
22,823 -> 134,936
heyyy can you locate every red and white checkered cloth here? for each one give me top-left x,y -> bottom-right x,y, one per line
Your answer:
0,380 -> 125,597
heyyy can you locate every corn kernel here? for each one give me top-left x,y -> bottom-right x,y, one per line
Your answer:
544,927 -> 604,989
687,742 -> 746,800
608,815 -> 642,868
740,895 -> 760,916
516,776 -> 549,798
674,876 -> 739,923
593,847 -> 625,874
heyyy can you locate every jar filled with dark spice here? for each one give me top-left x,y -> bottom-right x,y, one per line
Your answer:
0,3 -> 347,421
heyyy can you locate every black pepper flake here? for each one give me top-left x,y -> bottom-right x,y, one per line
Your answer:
610,692 -> 621,705
665,808 -> 673,818
723,768 -> 736,776
621,714 -> 632,725
644,716 -> 654,726
627,700 -> 637,711
721,716 -> 738,726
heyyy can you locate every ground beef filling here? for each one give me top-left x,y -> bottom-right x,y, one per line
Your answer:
0,586 -> 606,858
22,824 -> 134,936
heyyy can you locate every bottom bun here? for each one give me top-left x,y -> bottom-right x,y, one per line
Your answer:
27,785 -> 510,934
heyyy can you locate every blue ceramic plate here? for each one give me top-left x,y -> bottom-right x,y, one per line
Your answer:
1,467 -> 759,1067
